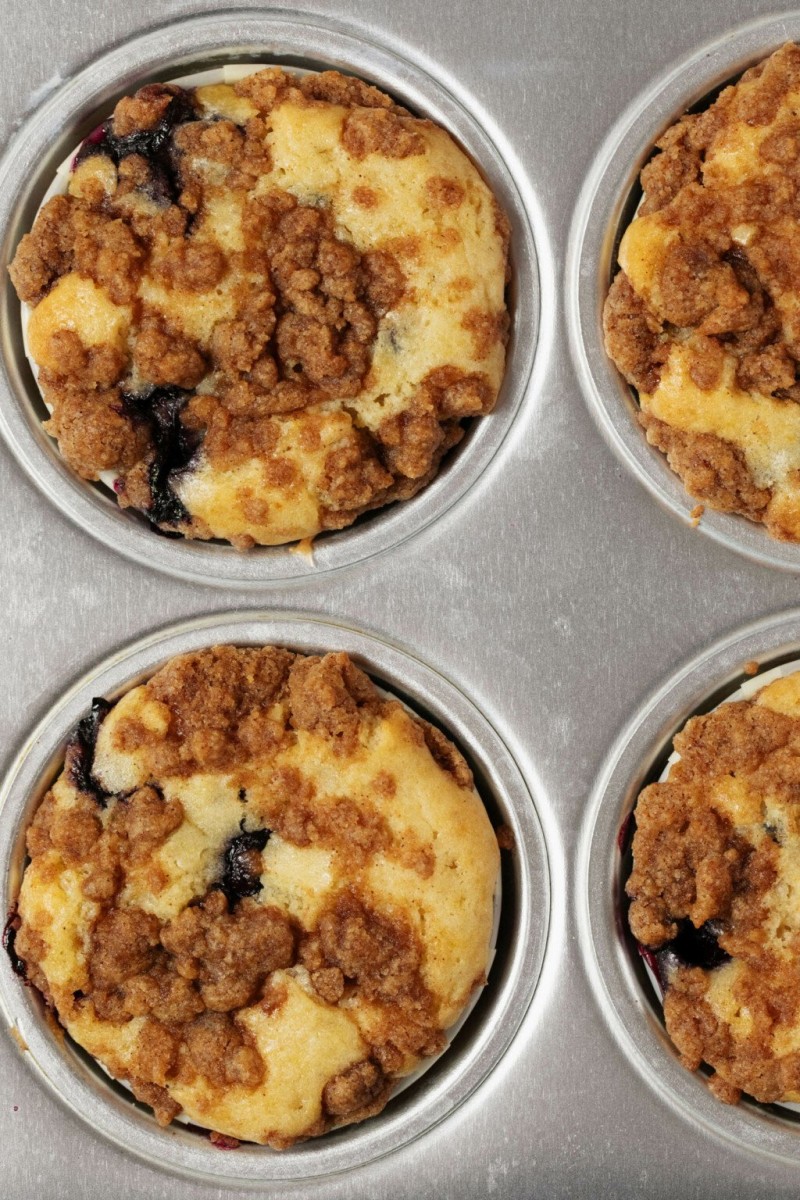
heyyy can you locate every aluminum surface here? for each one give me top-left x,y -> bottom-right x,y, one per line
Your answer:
6,1 -> 800,1198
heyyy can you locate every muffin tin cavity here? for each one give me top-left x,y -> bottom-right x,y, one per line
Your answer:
0,12 -> 540,587
567,15 -> 800,573
578,608 -> 800,1164
0,613 -> 549,1185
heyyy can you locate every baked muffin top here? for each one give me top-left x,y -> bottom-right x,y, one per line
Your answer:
9,646 -> 499,1147
627,667 -> 800,1106
10,68 -> 509,548
604,43 -> 800,542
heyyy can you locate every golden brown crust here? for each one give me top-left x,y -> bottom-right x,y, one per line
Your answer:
12,645 -> 498,1146
10,67 -> 509,547
602,272 -> 667,395
638,412 -> 773,521
627,684 -> 800,1105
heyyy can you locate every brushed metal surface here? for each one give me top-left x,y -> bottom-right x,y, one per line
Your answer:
3,0 -> 800,1197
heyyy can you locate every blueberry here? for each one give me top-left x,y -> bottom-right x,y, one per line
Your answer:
656,918 -> 730,980
2,908 -> 26,980
120,386 -> 202,526
66,697 -> 112,806
217,825 -> 271,908
73,88 -> 196,204
71,123 -> 107,170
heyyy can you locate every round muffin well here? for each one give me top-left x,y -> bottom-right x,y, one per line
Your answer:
604,43 -> 800,543
9,645 -> 500,1147
627,664 -> 800,1107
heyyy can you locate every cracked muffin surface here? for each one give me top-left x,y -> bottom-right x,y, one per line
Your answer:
627,668 -> 800,1106
8,646 -> 499,1147
603,43 -> 800,542
10,68 -> 509,548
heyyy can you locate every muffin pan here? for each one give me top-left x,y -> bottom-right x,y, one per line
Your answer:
6,2 -> 800,1198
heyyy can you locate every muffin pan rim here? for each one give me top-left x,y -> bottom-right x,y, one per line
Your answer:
0,610 -> 550,1185
577,605 -> 800,1165
565,12 -> 800,574
0,8 -> 542,588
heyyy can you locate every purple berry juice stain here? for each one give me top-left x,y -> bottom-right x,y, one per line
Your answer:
217,826 -> 271,907
66,697 -> 112,805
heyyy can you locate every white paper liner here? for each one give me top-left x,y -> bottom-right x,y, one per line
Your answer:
636,658 -> 800,1113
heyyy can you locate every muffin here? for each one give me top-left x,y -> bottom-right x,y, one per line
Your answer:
626,664 -> 800,1106
9,67 -> 510,549
604,43 -> 800,542
6,646 -> 499,1147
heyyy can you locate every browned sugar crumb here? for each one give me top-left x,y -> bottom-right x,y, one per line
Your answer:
129,1078 -> 182,1126
287,651 -> 383,755
495,823 -> 515,851
625,696 -> 800,1105
234,67 -> 408,118
209,1131 -> 241,1150
322,1058 -> 390,1119
639,412 -> 772,522
743,660 -> 761,677
602,272 -> 667,396
413,716 -> 473,789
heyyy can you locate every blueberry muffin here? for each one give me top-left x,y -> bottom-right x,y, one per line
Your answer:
10,69 -> 510,548
7,647 -> 499,1146
627,666 -> 800,1105
604,43 -> 800,542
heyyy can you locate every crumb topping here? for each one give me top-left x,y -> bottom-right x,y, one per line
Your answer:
627,670 -> 800,1105
603,43 -> 800,541
12,646 -> 498,1146
10,68 -> 508,548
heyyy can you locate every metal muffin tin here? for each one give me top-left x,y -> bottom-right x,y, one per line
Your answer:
0,10 -> 541,588
0,612 -> 548,1184
7,2 -> 800,1197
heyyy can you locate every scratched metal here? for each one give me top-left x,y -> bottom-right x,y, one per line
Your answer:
4,1 -> 800,1198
